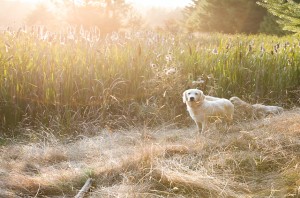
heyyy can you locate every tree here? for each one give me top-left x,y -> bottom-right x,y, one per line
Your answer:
259,13 -> 290,35
52,0 -> 132,34
26,4 -> 57,27
164,18 -> 181,33
257,0 -> 300,34
184,0 -> 267,34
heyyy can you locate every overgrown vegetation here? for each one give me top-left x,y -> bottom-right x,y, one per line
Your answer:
0,27 -> 299,134
1,1 -> 299,197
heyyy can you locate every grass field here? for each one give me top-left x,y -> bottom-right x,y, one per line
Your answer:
0,27 -> 300,197
0,27 -> 299,135
0,109 -> 300,197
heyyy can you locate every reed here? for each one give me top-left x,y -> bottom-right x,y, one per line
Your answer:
0,27 -> 299,133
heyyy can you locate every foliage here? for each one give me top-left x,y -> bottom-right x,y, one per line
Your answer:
70,0 -> 130,33
143,7 -> 185,32
184,0 -> 267,34
0,27 -> 299,134
26,4 -> 57,28
32,0 -> 132,34
259,13 -> 290,36
258,0 -> 300,34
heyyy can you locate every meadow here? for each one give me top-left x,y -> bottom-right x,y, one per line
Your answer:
0,27 -> 300,197
0,109 -> 300,197
0,27 -> 299,135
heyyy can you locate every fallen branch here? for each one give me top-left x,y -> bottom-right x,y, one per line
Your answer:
75,178 -> 92,198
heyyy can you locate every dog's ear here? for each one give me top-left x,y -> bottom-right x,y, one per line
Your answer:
199,90 -> 205,101
182,90 -> 188,103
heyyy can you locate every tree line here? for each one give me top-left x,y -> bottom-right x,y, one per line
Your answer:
25,0 -> 300,35
185,0 -> 300,35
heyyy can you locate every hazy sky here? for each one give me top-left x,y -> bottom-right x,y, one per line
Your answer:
126,0 -> 192,8
18,0 -> 192,8
0,0 -> 192,27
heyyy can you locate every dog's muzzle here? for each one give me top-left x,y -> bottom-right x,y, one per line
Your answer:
189,97 -> 195,101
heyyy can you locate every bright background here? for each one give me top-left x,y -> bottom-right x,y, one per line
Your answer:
18,0 -> 192,8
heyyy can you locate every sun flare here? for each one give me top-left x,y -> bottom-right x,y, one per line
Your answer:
18,0 -> 192,8
127,0 -> 192,8
19,0 -> 42,3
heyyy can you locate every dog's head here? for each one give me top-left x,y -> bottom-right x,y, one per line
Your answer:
229,96 -> 242,104
182,89 -> 205,104
230,96 -> 249,107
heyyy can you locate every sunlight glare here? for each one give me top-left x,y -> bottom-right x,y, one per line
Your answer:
19,0 -> 44,3
127,0 -> 192,8
19,0 -> 192,8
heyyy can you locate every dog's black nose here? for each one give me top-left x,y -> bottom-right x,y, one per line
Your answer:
190,97 -> 195,101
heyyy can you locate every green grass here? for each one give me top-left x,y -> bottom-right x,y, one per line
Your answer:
0,27 -> 299,134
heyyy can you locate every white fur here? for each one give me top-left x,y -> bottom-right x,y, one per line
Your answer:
252,104 -> 284,117
182,89 -> 234,134
229,96 -> 284,119
229,96 -> 254,119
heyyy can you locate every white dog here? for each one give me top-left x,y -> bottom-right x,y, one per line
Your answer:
182,89 -> 234,134
230,96 -> 254,120
230,96 -> 284,119
252,104 -> 284,118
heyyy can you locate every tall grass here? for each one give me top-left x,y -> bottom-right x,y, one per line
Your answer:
0,27 -> 299,134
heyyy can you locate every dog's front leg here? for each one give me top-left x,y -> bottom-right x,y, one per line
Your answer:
196,121 -> 202,134
201,120 -> 207,134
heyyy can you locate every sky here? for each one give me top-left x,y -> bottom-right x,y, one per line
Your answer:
18,0 -> 192,9
126,0 -> 192,9
0,0 -> 192,27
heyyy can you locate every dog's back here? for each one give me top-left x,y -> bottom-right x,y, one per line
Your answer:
230,96 -> 254,120
202,98 -> 234,120
252,104 -> 283,116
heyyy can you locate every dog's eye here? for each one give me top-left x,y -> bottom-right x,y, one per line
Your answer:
188,93 -> 191,95
195,93 -> 198,95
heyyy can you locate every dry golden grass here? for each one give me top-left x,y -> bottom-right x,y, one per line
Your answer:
0,109 -> 299,197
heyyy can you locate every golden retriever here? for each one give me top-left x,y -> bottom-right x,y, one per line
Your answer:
182,89 -> 234,134
229,96 -> 254,120
252,104 -> 284,118
230,96 -> 284,119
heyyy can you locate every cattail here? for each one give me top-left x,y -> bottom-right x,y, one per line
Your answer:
274,45 -> 278,53
192,79 -> 205,85
225,43 -> 231,50
188,44 -> 192,55
110,32 -> 119,42
5,42 -> 11,52
150,63 -> 157,68
248,44 -> 252,53
60,34 -> 65,45
284,42 -> 289,50
212,48 -> 218,54
165,53 -> 173,63
260,43 -> 265,53
165,67 -> 176,75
